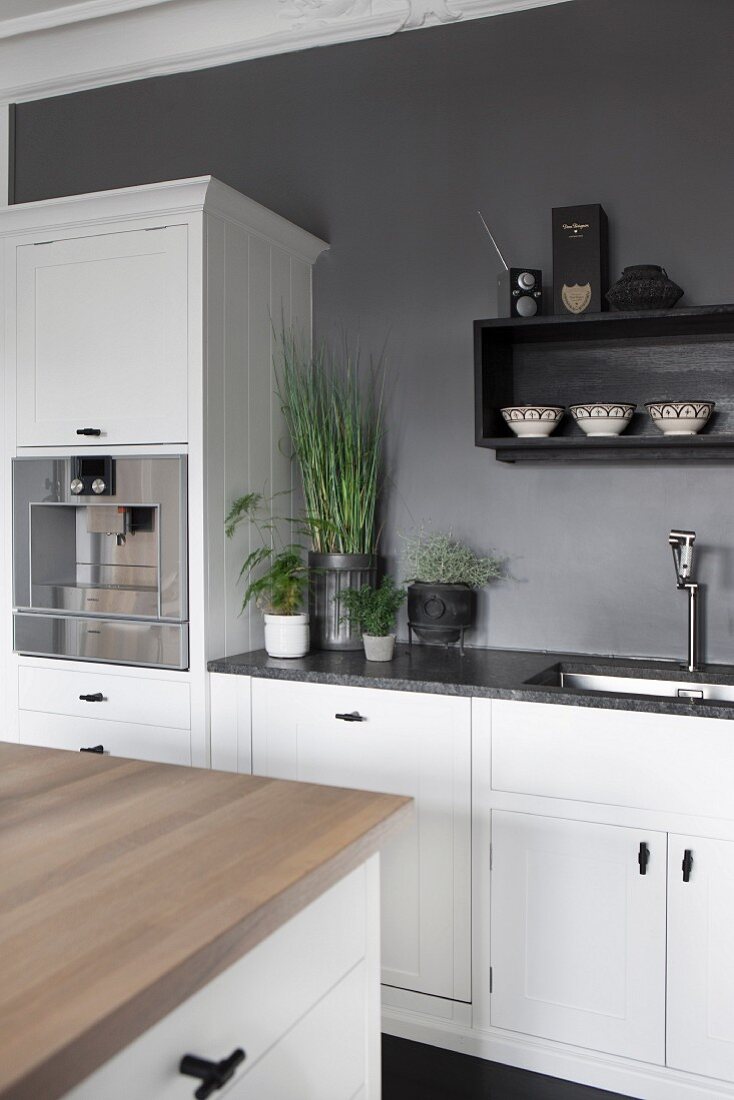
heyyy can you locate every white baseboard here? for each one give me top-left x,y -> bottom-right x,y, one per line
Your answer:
382,1006 -> 734,1100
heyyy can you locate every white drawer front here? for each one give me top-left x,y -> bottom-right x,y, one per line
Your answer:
231,962 -> 366,1099
65,866 -> 368,1099
491,699 -> 734,818
18,665 -> 190,730
18,711 -> 191,766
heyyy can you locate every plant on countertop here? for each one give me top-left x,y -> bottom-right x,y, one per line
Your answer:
402,530 -> 505,650
402,530 -> 504,588
339,576 -> 407,637
225,492 -> 310,658
225,492 -> 308,614
276,329 -> 386,556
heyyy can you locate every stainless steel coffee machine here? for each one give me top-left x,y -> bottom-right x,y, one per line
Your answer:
13,455 -> 188,669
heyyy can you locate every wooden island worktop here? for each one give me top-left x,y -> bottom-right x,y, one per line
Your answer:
0,743 -> 411,1100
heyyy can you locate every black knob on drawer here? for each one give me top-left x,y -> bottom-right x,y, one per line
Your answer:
335,711 -> 365,722
180,1049 -> 246,1099
80,745 -> 104,754
76,427 -> 102,436
79,693 -> 105,702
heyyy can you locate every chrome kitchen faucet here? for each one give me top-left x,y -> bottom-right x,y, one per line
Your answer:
669,529 -> 700,672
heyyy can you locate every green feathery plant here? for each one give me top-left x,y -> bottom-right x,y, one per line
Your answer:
276,329 -> 386,555
225,492 -> 309,615
403,530 -> 504,588
339,577 -> 407,637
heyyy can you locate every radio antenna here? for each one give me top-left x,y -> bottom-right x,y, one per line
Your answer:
477,210 -> 509,271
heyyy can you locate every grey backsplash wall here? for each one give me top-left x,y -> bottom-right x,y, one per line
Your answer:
13,0 -> 734,661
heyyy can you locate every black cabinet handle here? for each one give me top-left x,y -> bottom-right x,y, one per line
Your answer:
335,711 -> 365,722
76,427 -> 102,436
638,842 -> 649,875
80,745 -> 104,754
180,1049 -> 246,1099
682,849 -> 694,882
79,692 -> 105,702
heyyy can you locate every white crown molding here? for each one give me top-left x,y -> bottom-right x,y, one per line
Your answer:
0,0 -> 177,41
0,174 -> 329,259
0,0 -> 575,103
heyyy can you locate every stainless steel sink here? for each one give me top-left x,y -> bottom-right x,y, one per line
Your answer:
562,671 -> 734,702
543,669 -> 734,703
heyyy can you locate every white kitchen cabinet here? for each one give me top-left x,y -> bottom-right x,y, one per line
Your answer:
490,810 -> 666,1064
65,861 -> 379,1100
667,834 -> 734,1082
1,177 -> 327,766
17,711 -> 191,765
16,224 -> 189,447
251,677 -> 471,1002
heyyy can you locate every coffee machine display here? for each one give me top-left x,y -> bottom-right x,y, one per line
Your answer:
12,455 -> 188,669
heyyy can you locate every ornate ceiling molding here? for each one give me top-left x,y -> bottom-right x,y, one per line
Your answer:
0,0 -> 574,103
281,0 -> 462,32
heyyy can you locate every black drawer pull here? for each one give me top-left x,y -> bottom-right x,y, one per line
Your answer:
335,711 -> 365,722
80,745 -> 104,754
682,849 -> 694,882
76,427 -> 102,436
79,692 -> 105,702
638,842 -> 649,875
180,1049 -> 246,1099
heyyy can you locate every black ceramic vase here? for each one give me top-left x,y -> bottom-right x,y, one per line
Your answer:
606,265 -> 683,311
407,583 -> 475,646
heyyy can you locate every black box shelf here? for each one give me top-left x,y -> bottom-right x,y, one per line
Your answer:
474,304 -> 734,463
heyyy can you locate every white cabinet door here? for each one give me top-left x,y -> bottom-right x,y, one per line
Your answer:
491,811 -> 666,1064
668,835 -> 734,1082
252,678 -> 471,1001
16,225 -> 188,446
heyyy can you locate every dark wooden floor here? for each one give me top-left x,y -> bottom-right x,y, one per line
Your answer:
382,1036 -> 633,1100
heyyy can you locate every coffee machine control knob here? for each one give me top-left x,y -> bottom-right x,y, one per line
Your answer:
70,478 -> 84,495
517,271 -> 536,290
91,478 -> 106,495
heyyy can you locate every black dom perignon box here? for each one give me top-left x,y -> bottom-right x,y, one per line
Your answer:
552,204 -> 609,315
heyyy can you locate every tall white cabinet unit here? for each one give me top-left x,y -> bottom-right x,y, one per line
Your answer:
0,177 -> 327,764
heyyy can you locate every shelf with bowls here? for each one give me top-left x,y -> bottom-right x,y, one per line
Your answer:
474,304 -> 734,463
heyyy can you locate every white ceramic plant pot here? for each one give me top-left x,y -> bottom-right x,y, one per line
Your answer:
362,633 -> 396,662
264,613 -> 310,658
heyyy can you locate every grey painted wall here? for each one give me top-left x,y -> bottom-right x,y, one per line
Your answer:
13,0 -> 734,661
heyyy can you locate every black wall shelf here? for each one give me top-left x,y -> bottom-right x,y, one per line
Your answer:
474,304 -> 734,463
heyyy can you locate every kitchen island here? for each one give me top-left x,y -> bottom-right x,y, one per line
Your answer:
0,743 -> 411,1100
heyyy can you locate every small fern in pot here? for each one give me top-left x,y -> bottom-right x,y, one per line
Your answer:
402,530 -> 503,650
225,492 -> 310,658
338,577 -> 406,662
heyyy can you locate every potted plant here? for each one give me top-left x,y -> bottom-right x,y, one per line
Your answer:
225,492 -> 310,658
403,530 -> 503,648
339,577 -> 406,662
276,330 -> 386,651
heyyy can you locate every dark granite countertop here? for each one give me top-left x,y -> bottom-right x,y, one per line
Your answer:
208,644 -> 734,720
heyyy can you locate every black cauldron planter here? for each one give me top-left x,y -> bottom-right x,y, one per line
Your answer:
407,582 -> 475,653
606,265 -> 683,311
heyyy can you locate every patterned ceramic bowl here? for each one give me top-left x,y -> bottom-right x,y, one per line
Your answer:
569,402 -> 636,437
500,406 -> 564,438
645,401 -> 715,436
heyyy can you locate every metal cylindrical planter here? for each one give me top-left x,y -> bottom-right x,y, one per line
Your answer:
407,582 -> 475,644
309,552 -> 377,651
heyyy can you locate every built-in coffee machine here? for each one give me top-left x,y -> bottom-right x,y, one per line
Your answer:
13,455 -> 188,669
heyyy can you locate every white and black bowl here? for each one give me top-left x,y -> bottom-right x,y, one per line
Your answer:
500,405 -> 564,438
569,402 -> 636,437
646,401 -> 715,436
